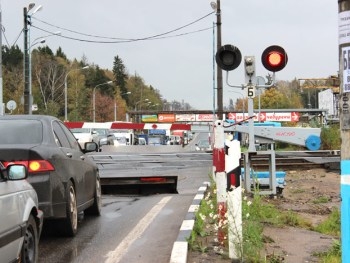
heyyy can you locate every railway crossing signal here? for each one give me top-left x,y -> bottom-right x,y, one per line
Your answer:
261,45 -> 288,72
215,44 -> 288,76
215,44 -> 242,71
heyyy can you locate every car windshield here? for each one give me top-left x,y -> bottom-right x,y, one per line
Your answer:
198,140 -> 209,147
0,120 -> 43,144
71,128 -> 90,133
148,137 -> 161,144
93,129 -> 107,135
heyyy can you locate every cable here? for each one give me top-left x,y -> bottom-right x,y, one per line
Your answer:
31,11 -> 215,41
32,25 -> 214,44
10,29 -> 23,47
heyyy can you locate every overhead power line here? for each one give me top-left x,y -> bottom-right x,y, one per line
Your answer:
31,11 -> 215,43
32,25 -> 215,44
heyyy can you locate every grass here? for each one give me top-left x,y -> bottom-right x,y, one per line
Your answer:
188,182 -> 341,262
312,195 -> 331,204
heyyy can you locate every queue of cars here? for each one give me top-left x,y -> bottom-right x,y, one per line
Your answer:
0,115 -> 205,261
70,127 -> 115,149
0,115 -> 101,245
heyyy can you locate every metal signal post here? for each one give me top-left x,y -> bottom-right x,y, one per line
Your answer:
338,1 -> 350,261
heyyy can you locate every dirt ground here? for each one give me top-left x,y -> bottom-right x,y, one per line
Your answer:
187,168 -> 340,263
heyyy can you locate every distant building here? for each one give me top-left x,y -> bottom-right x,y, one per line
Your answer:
318,89 -> 339,122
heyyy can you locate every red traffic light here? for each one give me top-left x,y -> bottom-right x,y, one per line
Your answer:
215,45 -> 242,71
261,45 -> 288,72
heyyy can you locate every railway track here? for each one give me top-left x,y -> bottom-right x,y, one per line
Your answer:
240,150 -> 340,171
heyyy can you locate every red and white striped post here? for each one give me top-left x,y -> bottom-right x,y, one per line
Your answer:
225,139 -> 242,260
212,120 -> 227,243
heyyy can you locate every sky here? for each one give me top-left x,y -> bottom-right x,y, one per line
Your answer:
1,0 -> 339,110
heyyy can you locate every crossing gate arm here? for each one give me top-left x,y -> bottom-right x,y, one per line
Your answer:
224,126 -> 321,151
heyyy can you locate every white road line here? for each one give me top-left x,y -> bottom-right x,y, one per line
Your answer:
105,196 -> 172,263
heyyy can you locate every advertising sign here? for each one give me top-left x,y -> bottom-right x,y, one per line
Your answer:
227,112 -> 300,122
158,114 -> 175,123
196,114 -> 216,122
141,115 -> 158,123
175,114 -> 196,122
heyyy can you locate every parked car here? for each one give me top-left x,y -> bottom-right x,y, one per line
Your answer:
138,137 -> 147,145
70,127 -> 97,149
91,128 -> 115,147
167,135 -> 181,145
195,139 -> 212,152
0,163 -> 43,263
148,136 -> 163,146
0,115 -> 102,237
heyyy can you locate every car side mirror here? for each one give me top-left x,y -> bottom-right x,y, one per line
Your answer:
7,165 -> 27,180
84,142 -> 99,152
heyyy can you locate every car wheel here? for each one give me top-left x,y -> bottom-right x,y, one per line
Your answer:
20,215 -> 39,263
59,181 -> 78,237
85,175 -> 102,216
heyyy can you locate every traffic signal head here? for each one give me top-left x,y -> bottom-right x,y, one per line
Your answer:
244,56 -> 256,83
261,45 -> 288,72
215,45 -> 242,71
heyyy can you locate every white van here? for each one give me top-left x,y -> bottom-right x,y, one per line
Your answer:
138,138 -> 147,145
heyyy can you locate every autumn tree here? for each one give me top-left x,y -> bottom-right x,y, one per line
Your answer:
94,91 -> 115,122
32,52 -> 66,116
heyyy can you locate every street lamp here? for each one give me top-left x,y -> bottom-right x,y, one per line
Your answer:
114,91 -> 131,121
23,3 -> 42,114
134,98 -> 149,111
64,66 -> 89,121
93,81 -> 113,122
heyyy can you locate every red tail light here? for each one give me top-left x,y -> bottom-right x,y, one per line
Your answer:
2,160 -> 55,173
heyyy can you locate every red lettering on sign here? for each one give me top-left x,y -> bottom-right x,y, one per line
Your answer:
276,131 -> 296,136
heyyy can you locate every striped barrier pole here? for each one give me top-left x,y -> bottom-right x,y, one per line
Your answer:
225,139 -> 242,260
212,120 -> 227,243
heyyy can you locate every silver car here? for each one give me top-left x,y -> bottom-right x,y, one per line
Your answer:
0,164 -> 43,263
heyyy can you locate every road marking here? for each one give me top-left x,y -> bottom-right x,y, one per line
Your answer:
104,196 -> 172,263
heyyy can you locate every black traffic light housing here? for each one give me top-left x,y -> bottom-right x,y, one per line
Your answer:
215,45 -> 242,71
261,45 -> 288,72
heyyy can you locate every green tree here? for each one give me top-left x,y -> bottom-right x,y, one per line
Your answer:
112,56 -> 129,103
37,45 -> 54,57
2,45 -> 23,68
56,47 -> 67,61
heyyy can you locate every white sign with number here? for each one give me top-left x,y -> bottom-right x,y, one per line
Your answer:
343,46 -> 350,93
246,85 -> 255,98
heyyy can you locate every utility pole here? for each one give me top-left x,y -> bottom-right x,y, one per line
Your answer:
338,1 -> 350,262
23,7 -> 30,114
216,0 -> 223,120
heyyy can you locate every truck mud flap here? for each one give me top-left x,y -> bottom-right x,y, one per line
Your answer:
101,175 -> 178,195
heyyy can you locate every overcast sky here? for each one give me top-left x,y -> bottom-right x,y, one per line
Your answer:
1,0 -> 339,110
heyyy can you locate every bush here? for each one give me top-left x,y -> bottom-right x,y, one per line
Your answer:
321,124 -> 340,150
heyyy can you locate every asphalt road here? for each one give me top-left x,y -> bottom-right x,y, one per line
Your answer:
38,142 -> 212,263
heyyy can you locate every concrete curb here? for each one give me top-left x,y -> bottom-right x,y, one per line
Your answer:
169,181 -> 210,263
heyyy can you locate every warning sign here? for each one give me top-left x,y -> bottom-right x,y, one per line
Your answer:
343,46 -> 350,93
